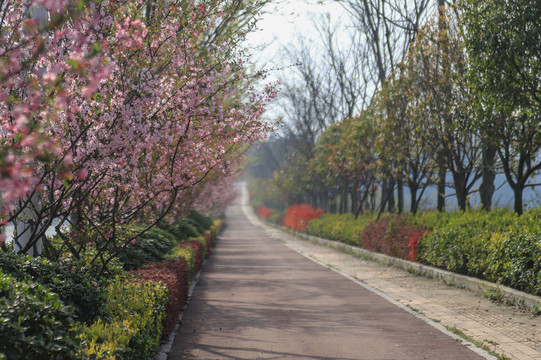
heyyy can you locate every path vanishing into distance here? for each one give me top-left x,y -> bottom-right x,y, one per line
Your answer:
166,189 -> 540,360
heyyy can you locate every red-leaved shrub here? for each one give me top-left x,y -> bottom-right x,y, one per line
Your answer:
178,240 -> 204,272
284,204 -> 323,232
204,231 -> 213,249
254,205 -> 274,221
361,215 -> 428,261
130,259 -> 189,337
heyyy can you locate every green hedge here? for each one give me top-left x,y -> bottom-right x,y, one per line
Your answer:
117,227 -> 178,270
0,271 -> 79,360
78,280 -> 168,360
418,209 -> 541,295
307,213 -> 375,245
0,211 -> 221,359
0,251 -> 106,324
301,208 -> 541,296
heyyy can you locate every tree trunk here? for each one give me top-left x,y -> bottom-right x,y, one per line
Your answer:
479,141 -> 497,211
410,185 -> 419,214
437,155 -> 446,212
351,185 -> 358,215
397,176 -> 404,214
514,186 -> 524,215
387,179 -> 395,212
453,171 -> 468,211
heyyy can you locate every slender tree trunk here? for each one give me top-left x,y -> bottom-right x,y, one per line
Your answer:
514,186 -> 524,215
437,153 -> 446,212
479,141 -> 496,211
387,178 -> 395,212
397,175 -> 404,213
455,175 -> 467,211
351,184 -> 358,215
340,188 -> 347,214
410,185 -> 419,214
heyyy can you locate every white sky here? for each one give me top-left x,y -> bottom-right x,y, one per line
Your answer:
244,0 -> 348,74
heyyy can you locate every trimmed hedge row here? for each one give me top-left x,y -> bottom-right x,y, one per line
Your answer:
269,207 -> 541,297
0,211 -> 224,360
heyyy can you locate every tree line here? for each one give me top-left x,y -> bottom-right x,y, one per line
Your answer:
249,0 -> 541,217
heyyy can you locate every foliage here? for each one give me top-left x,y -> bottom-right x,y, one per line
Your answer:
116,227 -> 178,270
130,259 -> 189,337
254,205 -> 274,221
169,246 -> 197,279
460,0 -> 541,214
160,219 -> 201,242
283,204 -> 323,232
306,208 -> 541,292
0,250 -> 106,324
178,241 -> 204,273
418,208 -> 541,295
360,215 -> 426,260
192,235 -> 209,259
187,210 -> 214,232
0,271 -> 79,360
246,177 -> 286,210
267,210 -> 285,225
78,280 -> 168,360
307,213 -> 374,246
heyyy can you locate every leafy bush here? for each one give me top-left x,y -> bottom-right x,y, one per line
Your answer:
283,204 -> 323,232
254,205 -> 274,220
169,246 -> 197,278
78,280 -> 168,360
130,259 -> 189,336
417,209 -> 541,295
160,219 -> 200,241
116,227 -> 178,270
187,209 -> 213,231
0,271 -> 79,360
192,235 -> 209,259
307,213 -> 374,245
178,240 -> 204,273
0,250 -> 105,324
267,210 -> 285,225
47,228 -> 127,279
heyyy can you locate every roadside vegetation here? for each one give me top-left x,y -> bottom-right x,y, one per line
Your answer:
0,211 -> 223,360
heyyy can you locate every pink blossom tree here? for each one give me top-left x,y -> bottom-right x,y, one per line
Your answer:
1,0 -> 276,273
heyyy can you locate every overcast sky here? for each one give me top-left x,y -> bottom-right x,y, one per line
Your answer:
245,0 -> 348,76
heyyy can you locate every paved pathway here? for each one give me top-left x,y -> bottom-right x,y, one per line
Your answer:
167,195 -> 499,359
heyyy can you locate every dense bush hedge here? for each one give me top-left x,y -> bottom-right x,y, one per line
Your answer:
117,227 -> 178,270
418,209 -> 541,295
267,206 -> 541,296
308,213 -> 375,246
283,204 -> 323,232
0,271 -> 79,360
78,280 -> 168,360
0,251 -> 106,324
130,259 -> 189,336
0,210 -> 224,359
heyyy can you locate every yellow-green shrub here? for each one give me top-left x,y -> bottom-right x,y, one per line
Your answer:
169,246 -> 196,278
78,280 -> 167,360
